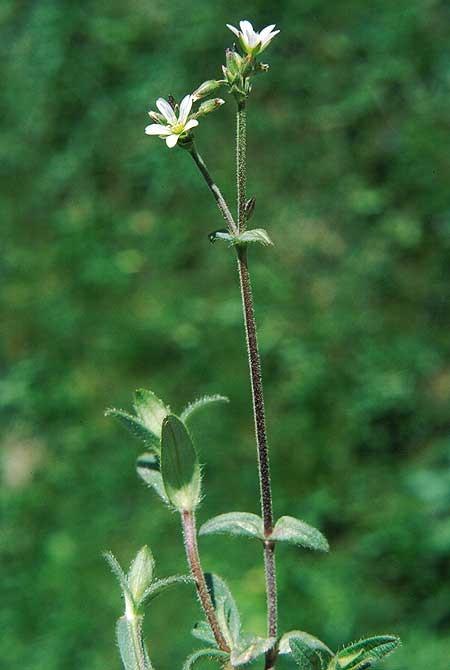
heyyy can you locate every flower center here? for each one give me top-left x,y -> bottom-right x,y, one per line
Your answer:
171,122 -> 185,134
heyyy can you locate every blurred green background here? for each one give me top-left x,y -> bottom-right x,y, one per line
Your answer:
1,1 -> 449,668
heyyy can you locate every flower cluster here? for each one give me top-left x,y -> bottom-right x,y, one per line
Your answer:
145,20 -> 279,147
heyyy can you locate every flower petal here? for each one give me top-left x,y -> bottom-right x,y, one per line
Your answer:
145,123 -> 171,136
156,98 -> 176,123
239,20 -> 254,35
259,24 -> 276,42
178,94 -> 193,125
184,119 -> 199,132
259,29 -> 280,51
165,134 -> 179,148
226,23 -> 241,38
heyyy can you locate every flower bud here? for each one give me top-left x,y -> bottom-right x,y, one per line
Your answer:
196,98 -> 225,117
192,80 -> 222,102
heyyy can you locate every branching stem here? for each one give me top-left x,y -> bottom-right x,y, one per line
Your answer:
181,510 -> 230,653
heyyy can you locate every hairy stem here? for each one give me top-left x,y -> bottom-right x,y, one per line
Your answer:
236,246 -> 278,652
188,144 -> 238,236
236,101 -> 247,232
181,510 -> 230,652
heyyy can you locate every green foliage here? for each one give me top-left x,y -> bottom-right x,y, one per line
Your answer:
116,616 -> 151,670
105,408 -> 161,451
331,636 -> 401,670
133,390 -> 169,438
200,512 -> 264,540
180,395 -> 229,423
160,414 -> 202,511
136,453 -> 169,503
270,516 -> 329,552
182,648 -> 229,670
208,228 -> 273,247
2,1 -> 449,669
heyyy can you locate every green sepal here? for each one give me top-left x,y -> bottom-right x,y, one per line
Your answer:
269,516 -> 329,552
182,648 -> 229,670
180,394 -> 229,423
279,631 -> 333,670
137,575 -> 193,608
199,512 -> 264,541
128,546 -> 155,604
333,636 -> 401,670
133,389 -> 169,438
136,452 -> 169,503
160,414 -> 201,512
204,573 -> 241,648
230,635 -> 276,666
116,615 -> 152,670
105,408 -> 160,451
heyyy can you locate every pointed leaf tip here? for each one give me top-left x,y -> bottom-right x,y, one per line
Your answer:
270,516 -> 329,552
127,546 -> 155,603
133,389 -> 169,437
180,394 -> 229,423
105,407 -> 160,451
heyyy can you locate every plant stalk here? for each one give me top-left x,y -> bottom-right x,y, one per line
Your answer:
236,101 -> 247,232
189,143 -> 238,236
181,510 -> 230,653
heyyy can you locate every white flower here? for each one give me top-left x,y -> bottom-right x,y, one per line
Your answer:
226,20 -> 280,56
145,95 -> 199,148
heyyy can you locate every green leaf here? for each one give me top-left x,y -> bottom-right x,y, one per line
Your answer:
136,453 -> 169,503
192,621 -> 217,646
104,551 -> 134,604
279,631 -> 333,670
182,648 -> 229,670
335,636 -> 401,669
205,573 -> 241,648
133,389 -> 169,438
230,635 -> 276,666
290,638 -> 322,670
116,615 -> 151,670
127,546 -> 155,604
180,394 -> 229,423
270,516 -> 329,552
199,512 -> 264,541
160,415 -> 202,511
137,575 -> 193,608
105,408 -> 160,451
209,229 -> 234,244
238,228 -> 273,246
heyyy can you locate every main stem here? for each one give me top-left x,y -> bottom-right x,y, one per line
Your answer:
236,99 -> 277,669
181,510 -> 230,653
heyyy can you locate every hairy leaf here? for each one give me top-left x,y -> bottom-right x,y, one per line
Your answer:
270,516 -> 329,552
205,573 -> 241,648
116,615 -> 151,670
279,631 -> 333,670
183,648 -> 229,670
335,636 -> 401,669
128,546 -> 155,603
104,552 -> 134,604
200,512 -> 264,541
137,575 -> 193,608
238,228 -> 273,246
105,408 -> 160,451
180,394 -> 229,423
290,638 -> 322,670
209,229 -> 234,244
192,621 -> 217,646
160,415 -> 201,511
230,635 -> 276,666
133,389 -> 169,437
136,453 -> 168,503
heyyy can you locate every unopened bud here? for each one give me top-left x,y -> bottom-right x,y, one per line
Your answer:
225,48 -> 244,76
192,80 -> 222,102
197,98 -> 225,117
